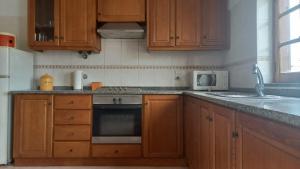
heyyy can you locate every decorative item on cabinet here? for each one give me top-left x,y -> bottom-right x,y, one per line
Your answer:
39,74 -> 54,91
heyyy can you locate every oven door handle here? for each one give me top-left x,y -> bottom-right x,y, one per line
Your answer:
93,104 -> 142,110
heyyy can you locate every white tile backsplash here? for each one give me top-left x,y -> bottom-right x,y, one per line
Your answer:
34,39 -> 225,87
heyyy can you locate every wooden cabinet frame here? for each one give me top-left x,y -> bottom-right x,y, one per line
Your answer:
28,0 -> 100,52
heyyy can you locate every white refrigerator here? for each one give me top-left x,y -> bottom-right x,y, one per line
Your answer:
0,47 -> 34,165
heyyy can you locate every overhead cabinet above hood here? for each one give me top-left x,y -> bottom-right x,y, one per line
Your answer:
97,23 -> 145,39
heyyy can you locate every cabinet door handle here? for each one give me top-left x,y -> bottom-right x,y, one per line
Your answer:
203,35 -> 208,39
54,36 -> 59,39
48,102 -> 52,106
170,36 -> 174,39
176,36 -> 180,39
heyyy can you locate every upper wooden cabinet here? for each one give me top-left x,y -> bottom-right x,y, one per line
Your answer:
13,95 -> 53,158
28,0 -> 100,52
147,0 -> 175,48
98,0 -> 145,22
201,0 -> 229,48
143,95 -> 183,158
147,0 -> 229,50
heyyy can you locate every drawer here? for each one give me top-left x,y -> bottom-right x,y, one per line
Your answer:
55,110 -> 91,125
54,95 -> 92,110
54,142 -> 90,158
92,144 -> 142,158
54,125 -> 91,141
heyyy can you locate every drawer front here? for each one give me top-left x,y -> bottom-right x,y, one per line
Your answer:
54,125 -> 91,141
54,142 -> 90,158
92,144 -> 142,158
55,110 -> 91,125
54,95 -> 92,109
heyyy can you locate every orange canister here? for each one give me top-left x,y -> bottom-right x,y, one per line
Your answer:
0,32 -> 16,48
40,74 -> 54,91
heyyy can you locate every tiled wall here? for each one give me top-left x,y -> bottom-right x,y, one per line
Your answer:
35,39 -> 226,87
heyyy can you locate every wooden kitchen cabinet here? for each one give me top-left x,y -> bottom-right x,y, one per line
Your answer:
143,95 -> 183,158
201,0 -> 229,48
184,96 -> 235,169
13,95 -> 53,158
98,0 -> 145,22
184,96 -> 201,169
236,112 -> 300,169
147,0 -> 175,48
211,103 -> 235,169
147,0 -> 229,50
28,0 -> 100,52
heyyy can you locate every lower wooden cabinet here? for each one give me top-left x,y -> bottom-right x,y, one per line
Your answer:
143,95 -> 183,158
92,144 -> 142,158
13,95 -> 53,158
54,142 -> 90,158
236,112 -> 300,169
184,96 -> 235,169
184,95 -> 300,169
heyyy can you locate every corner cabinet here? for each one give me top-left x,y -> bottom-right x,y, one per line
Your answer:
143,95 -> 183,158
184,96 -> 236,169
28,0 -> 100,52
13,95 -> 53,158
184,95 -> 300,169
147,0 -> 229,51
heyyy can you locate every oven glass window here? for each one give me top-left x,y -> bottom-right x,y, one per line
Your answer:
197,74 -> 217,86
93,107 -> 141,137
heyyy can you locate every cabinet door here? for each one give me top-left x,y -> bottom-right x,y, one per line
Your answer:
143,95 -> 183,158
199,101 -> 213,169
147,0 -> 176,48
184,96 -> 201,169
13,95 -> 53,158
98,0 -> 145,22
201,0 -> 229,48
211,105 -> 235,169
176,0 -> 201,48
60,0 -> 97,47
236,113 -> 300,169
28,0 -> 60,47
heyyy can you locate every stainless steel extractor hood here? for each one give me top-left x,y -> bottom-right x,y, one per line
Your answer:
97,23 -> 145,39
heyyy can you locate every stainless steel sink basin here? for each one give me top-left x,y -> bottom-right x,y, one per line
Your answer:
205,92 -> 282,99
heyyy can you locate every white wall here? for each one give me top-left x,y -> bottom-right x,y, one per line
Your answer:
0,0 -> 28,50
225,0 -> 274,89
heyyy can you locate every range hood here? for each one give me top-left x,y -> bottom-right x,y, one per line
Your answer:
97,23 -> 145,39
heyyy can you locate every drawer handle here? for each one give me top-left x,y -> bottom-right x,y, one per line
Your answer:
114,150 -> 119,154
69,149 -> 73,152
68,101 -> 74,104
68,132 -> 75,136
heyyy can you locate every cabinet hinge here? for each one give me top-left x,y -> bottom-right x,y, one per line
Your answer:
232,131 -> 239,138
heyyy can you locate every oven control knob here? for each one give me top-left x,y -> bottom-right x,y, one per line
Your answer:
118,98 -> 122,104
113,98 -> 117,104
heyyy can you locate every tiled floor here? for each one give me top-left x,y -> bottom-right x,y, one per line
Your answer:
0,167 -> 188,169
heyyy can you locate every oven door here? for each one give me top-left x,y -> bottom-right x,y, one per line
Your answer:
92,104 -> 142,144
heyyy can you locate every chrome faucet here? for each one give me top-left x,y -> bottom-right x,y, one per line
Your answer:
253,64 -> 265,97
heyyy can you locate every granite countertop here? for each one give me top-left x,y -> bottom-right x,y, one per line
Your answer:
184,92 -> 300,128
10,88 -> 300,128
10,88 -> 187,95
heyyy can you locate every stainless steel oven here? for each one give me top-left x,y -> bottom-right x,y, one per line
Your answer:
92,95 -> 142,144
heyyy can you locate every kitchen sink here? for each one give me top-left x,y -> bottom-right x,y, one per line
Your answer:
205,92 -> 282,100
